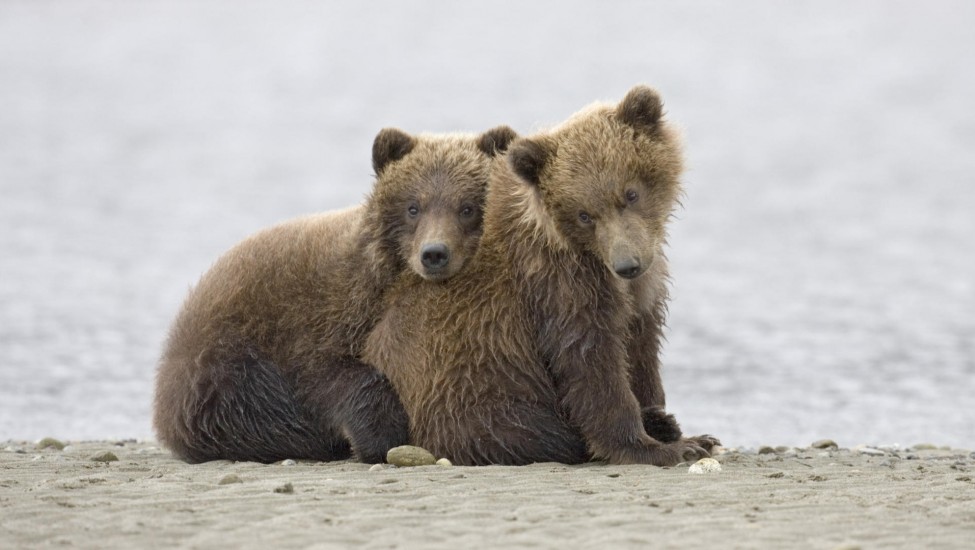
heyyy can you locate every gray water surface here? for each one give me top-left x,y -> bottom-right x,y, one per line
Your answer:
2,1 -> 973,449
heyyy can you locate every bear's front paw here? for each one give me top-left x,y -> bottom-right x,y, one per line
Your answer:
641,407 -> 682,443
639,440 -> 709,466
684,434 -> 721,453
609,436 -> 711,466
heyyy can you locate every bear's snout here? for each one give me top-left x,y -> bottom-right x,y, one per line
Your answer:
612,257 -> 644,279
420,243 -> 451,271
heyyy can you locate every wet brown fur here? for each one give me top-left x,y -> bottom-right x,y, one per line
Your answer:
153,126 -> 517,464
364,87 -> 718,466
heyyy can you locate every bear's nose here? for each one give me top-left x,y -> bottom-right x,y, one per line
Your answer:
421,243 -> 450,270
613,258 -> 642,279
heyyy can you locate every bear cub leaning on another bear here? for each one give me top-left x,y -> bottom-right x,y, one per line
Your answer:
153,126 -> 517,464
364,86 -> 719,466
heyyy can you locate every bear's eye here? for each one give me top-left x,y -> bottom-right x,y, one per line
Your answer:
578,211 -> 593,224
407,204 -> 420,217
625,190 -> 639,204
460,205 -> 476,218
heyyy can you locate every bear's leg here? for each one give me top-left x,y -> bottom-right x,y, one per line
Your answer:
171,353 -> 350,463
630,314 -> 721,452
296,355 -> 410,464
545,303 -> 712,466
628,312 -> 684,442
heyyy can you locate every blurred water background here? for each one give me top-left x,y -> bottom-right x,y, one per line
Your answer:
1,1 -> 973,449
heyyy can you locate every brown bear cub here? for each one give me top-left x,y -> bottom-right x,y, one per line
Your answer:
364,86 -> 718,466
153,126 -> 517,464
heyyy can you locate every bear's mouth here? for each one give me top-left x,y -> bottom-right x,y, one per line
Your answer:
419,265 -> 452,282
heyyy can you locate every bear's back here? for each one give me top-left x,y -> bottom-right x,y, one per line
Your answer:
162,205 -> 366,370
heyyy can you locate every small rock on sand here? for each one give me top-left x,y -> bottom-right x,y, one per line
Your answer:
273,482 -> 294,494
368,464 -> 386,472
688,458 -> 721,474
36,437 -> 66,451
219,474 -> 243,485
436,458 -> 453,467
386,445 -> 436,467
811,439 -> 838,449
280,459 -> 296,466
90,451 -> 119,463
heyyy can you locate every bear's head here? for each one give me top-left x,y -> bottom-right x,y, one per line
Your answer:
369,125 -> 518,281
508,85 -> 683,280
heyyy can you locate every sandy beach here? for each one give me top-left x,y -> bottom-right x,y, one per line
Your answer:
2,440 -> 972,549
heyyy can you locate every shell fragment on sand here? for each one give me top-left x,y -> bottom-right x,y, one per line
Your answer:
854,445 -> 886,456
688,458 -> 722,474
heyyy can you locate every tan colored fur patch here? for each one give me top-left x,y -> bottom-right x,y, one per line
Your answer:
510,182 -> 569,251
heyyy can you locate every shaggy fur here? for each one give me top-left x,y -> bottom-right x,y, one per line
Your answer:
153,126 -> 517,464
364,86 -> 718,466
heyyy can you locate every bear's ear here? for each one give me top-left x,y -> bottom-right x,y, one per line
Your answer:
507,138 -> 552,186
476,125 -> 519,157
617,85 -> 663,133
373,128 -> 416,175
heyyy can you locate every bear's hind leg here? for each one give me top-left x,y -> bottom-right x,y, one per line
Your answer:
166,353 -> 349,463
296,355 -> 410,464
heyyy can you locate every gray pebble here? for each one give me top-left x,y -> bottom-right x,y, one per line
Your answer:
386,445 -> 437,467
368,464 -> 386,472
90,451 -> 119,462
273,482 -> 294,494
436,458 -> 453,467
758,446 -> 776,455
811,439 -> 838,449
280,459 -> 296,466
